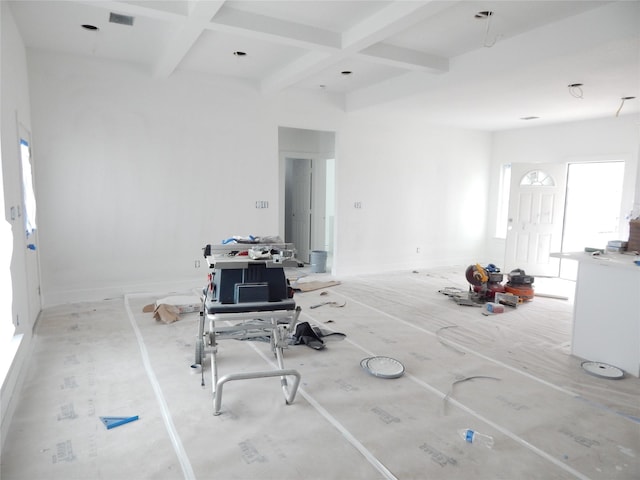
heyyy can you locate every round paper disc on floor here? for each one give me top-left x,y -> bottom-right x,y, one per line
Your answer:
581,361 -> 624,379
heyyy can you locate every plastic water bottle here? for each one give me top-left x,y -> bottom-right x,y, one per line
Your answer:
459,428 -> 494,448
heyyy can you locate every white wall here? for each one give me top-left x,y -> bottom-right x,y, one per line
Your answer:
28,51 -> 290,304
335,111 -> 492,275
22,46 -> 639,302
27,51 -> 356,305
26,49 -> 494,300
486,115 -> 640,262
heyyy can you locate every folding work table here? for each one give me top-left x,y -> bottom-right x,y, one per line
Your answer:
196,243 -> 302,415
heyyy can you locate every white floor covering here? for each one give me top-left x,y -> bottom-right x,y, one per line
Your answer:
2,267 -> 639,480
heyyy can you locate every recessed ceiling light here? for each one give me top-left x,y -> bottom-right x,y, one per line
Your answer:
233,51 -> 247,57
81,24 -> 99,31
520,116 -> 540,121
341,71 -> 352,76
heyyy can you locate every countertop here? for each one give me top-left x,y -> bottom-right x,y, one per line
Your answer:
550,251 -> 640,270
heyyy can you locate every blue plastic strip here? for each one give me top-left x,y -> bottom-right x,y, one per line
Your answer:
100,415 -> 139,429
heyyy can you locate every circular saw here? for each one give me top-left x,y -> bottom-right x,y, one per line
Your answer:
465,263 -> 488,286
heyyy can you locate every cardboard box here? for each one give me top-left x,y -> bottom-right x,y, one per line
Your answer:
628,220 -> 640,252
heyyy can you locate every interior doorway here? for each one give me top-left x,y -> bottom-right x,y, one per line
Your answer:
285,158 -> 312,263
279,127 -> 335,270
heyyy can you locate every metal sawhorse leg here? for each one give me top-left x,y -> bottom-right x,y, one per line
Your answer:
197,306 -> 302,415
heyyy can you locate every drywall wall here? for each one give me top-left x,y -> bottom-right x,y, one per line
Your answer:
486,114 -> 640,262
28,51 -> 287,304
27,51 -> 348,304
27,49 -> 493,303
335,111 -> 492,275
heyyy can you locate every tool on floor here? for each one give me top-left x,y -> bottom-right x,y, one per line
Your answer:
494,292 -> 519,308
465,263 -> 506,301
438,287 -> 481,307
504,269 -> 535,301
452,263 -> 536,305
100,415 -> 139,429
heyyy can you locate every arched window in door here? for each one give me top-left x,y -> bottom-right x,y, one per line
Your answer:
520,169 -> 555,186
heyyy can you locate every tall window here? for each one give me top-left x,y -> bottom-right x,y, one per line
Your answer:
562,161 -> 624,252
495,163 -> 511,238
20,138 -> 37,237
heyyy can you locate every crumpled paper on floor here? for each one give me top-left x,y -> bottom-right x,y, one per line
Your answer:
142,295 -> 201,324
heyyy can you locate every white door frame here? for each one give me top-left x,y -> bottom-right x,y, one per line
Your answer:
504,163 -> 567,277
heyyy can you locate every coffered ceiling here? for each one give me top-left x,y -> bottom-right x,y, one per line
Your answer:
8,0 -> 640,130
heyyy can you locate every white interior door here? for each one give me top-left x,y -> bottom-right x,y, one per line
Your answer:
291,159 -> 312,263
504,163 -> 567,277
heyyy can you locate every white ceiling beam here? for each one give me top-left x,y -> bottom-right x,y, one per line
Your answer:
152,0 -> 226,78
346,0 -> 640,113
260,0 -> 458,95
260,50 -> 338,94
358,43 -> 448,73
208,8 -> 341,52
341,0 -> 452,51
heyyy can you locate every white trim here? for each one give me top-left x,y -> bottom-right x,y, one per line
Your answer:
0,334 -> 23,391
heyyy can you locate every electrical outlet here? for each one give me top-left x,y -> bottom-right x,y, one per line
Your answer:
354,201 -> 362,209
195,260 -> 201,268
416,247 -> 420,254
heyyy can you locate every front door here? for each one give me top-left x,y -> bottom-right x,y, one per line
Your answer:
504,163 -> 567,277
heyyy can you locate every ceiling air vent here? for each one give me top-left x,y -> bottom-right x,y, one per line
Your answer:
109,12 -> 134,26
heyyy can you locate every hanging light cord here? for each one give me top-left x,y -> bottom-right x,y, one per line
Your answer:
568,84 -> 584,99
616,96 -> 636,117
483,13 -> 500,48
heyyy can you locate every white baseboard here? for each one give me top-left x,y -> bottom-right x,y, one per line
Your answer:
42,276 -> 205,308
